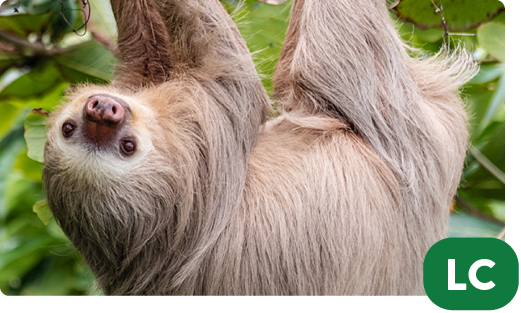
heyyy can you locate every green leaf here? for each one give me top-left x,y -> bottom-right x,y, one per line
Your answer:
0,63 -> 63,100
14,148 -> 43,182
7,82 -> 69,111
0,236 -> 51,282
33,199 -> 52,226
489,201 -> 504,223
49,0 -> 79,40
469,63 -> 504,84
465,84 -> 493,138
462,122 -> 505,201
0,103 -> 22,141
3,171 -> 40,216
477,22 -> 505,62
395,0 -> 505,31
0,128 -> 26,220
476,74 -> 506,134
23,108 -> 49,163
479,72 -> 505,131
54,41 -> 116,83
89,0 -> 117,45
0,52 -> 21,76
448,211 -> 503,238
413,28 -> 445,43
223,0 -> 291,93
0,12 -> 48,37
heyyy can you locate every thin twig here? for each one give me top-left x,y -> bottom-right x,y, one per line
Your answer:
13,1 -> 21,13
11,1 -> 92,37
468,146 -> 505,184
58,0 -> 91,36
448,33 -> 476,37
430,0 -> 449,44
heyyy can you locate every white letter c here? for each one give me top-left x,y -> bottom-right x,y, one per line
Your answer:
469,259 -> 495,290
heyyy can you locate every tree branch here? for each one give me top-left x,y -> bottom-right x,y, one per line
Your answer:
430,0 -> 449,44
0,30 -> 84,56
455,196 -> 505,226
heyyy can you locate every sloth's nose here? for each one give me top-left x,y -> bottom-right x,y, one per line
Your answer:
84,95 -> 125,125
83,95 -> 128,147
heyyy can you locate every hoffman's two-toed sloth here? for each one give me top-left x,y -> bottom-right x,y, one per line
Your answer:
42,0 -> 476,295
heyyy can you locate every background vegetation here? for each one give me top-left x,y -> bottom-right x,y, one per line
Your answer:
0,0 -> 505,295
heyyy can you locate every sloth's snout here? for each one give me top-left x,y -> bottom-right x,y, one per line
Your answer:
82,94 -> 129,147
84,95 -> 125,125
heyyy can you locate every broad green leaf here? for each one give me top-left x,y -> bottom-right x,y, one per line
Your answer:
462,122 -> 505,201
0,12 -> 48,37
469,63 -> 504,84
54,41 -> 116,83
223,0 -> 291,92
479,72 -> 505,131
395,0 -> 504,31
24,108 -> 49,163
396,21 -> 444,53
465,84 -> 493,139
89,0 -> 117,45
21,257 -> 76,295
14,148 -> 43,182
0,63 -> 62,100
33,199 -> 52,226
448,210 -> 503,238
477,22 -> 505,62
493,11 -> 505,24
0,252 -> 44,287
413,28 -> 445,43
0,128 -> 26,220
0,103 -> 21,141
7,82 -> 69,111
0,52 -> 21,75
23,0 -> 59,14
478,121 -> 505,173
0,236 -> 51,282
1,0 -> 81,39
489,201 -> 504,223
3,170 -> 42,215
48,0 -> 79,40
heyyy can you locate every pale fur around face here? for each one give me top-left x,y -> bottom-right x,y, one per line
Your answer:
42,0 -> 477,295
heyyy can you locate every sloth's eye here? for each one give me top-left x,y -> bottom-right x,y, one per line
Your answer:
120,139 -> 136,156
62,121 -> 77,138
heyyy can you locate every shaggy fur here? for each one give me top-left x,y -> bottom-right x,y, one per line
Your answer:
42,0 -> 477,295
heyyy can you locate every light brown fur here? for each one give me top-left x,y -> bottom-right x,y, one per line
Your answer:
42,0 -> 476,295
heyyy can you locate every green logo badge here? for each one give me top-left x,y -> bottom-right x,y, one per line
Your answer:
424,238 -> 519,310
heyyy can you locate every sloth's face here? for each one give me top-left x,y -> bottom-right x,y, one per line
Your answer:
47,88 -> 157,178
42,87 -> 184,267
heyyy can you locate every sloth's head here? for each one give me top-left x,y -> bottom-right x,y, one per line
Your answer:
42,85 -> 206,283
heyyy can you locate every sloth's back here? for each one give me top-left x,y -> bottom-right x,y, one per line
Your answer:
200,113 -> 425,295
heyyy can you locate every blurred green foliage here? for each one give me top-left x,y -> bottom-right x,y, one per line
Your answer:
0,0 -> 505,295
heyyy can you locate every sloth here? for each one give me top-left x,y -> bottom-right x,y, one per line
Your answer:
42,0 -> 476,295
